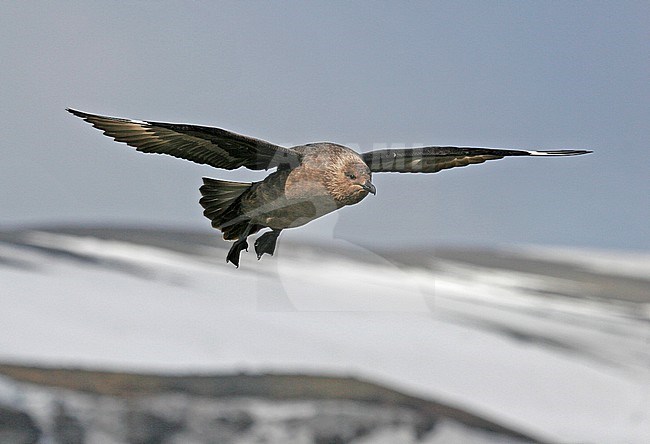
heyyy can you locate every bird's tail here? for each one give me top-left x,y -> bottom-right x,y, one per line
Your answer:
199,178 -> 255,240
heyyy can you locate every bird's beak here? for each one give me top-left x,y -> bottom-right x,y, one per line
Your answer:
361,180 -> 376,195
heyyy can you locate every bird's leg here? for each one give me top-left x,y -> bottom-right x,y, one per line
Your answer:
254,229 -> 282,260
226,226 -> 252,268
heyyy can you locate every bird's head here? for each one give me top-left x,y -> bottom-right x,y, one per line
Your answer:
324,153 -> 375,206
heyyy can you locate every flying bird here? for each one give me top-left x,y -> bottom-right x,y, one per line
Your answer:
67,109 -> 591,267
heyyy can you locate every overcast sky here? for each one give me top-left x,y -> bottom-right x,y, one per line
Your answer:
1,1 -> 648,251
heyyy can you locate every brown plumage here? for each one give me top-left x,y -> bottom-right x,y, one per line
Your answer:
67,109 -> 591,267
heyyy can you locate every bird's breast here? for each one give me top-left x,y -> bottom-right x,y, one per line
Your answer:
284,167 -> 330,200
239,167 -> 340,229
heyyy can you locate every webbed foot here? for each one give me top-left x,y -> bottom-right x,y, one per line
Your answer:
254,229 -> 282,260
226,238 -> 249,268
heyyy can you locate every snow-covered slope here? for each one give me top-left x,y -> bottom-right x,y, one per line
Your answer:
1,228 -> 649,443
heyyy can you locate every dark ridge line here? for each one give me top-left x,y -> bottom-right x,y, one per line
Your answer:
0,363 -> 543,443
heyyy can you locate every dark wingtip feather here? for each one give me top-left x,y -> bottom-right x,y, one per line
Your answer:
66,108 -> 87,118
529,149 -> 593,156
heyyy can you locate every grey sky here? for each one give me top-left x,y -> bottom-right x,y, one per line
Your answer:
1,1 -> 648,250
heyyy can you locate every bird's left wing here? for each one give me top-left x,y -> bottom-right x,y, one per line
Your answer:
361,146 -> 591,174
67,109 -> 301,170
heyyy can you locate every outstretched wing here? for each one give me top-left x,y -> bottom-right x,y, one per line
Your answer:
67,108 -> 301,170
361,146 -> 591,174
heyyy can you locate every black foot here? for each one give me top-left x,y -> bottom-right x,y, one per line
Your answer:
254,230 -> 282,260
226,239 -> 249,267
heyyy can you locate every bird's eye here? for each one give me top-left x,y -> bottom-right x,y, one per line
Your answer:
346,173 -> 357,180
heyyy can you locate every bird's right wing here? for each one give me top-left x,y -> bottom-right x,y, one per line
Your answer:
361,146 -> 591,174
67,109 -> 302,170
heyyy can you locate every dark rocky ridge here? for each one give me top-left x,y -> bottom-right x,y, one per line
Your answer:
0,363 -> 540,443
